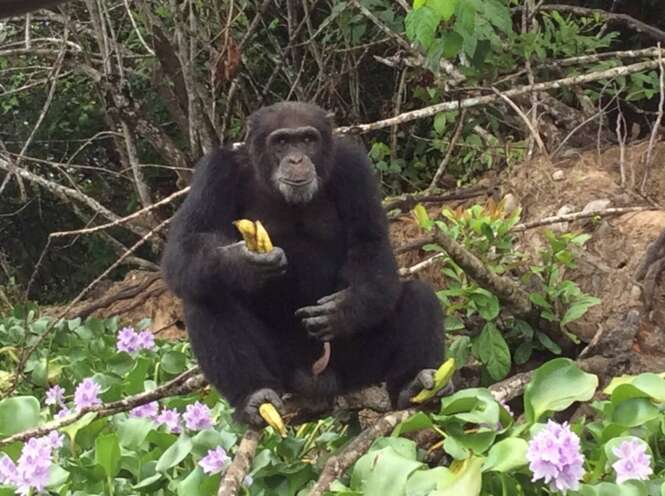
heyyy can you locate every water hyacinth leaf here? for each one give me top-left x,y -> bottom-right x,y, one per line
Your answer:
117,417 -> 155,449
406,467 -> 451,496
177,467 -> 210,496
46,464 -> 70,488
61,412 -> 98,443
482,438 -> 528,473
161,350 -> 188,375
611,398 -> 659,427
156,434 -> 193,472
609,373 -> 665,404
0,396 -> 40,436
392,412 -> 433,437
524,358 -> 598,423
350,446 -> 423,494
577,480 -> 649,496
443,434 -> 469,460
431,456 -> 484,496
95,433 -> 121,478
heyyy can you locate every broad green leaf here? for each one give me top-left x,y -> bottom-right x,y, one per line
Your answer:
513,340 -> 533,365
577,480 -> 649,496
428,0 -> 458,21
156,434 -> 193,472
524,358 -> 598,423
470,289 -> 500,320
611,398 -> 659,427
405,7 -> 439,49
609,373 -> 665,404
482,438 -> 528,473
95,433 -> 121,478
46,464 -> 70,488
117,418 -> 155,450
412,204 -> 431,229
406,467 -> 450,496
177,467 -> 208,496
476,323 -> 511,380
528,292 -> 551,309
393,412 -> 433,437
434,113 -> 447,135
432,456 -> 483,495
162,351 -> 188,375
483,0 -> 512,34
351,446 -> 423,495
0,396 -> 41,436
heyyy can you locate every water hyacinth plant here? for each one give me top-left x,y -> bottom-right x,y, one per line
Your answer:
1,313 -> 665,495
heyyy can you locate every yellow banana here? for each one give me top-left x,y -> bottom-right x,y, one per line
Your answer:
259,402 -> 287,437
410,358 -> 456,404
255,220 -> 273,252
234,219 -> 274,253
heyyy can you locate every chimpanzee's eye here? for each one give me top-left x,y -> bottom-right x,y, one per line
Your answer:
278,138 -> 286,146
303,136 -> 310,144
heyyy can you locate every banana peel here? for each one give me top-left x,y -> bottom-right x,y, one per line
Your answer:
258,402 -> 287,437
233,219 -> 273,253
410,358 -> 456,404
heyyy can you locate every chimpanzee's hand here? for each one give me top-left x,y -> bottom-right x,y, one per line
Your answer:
240,388 -> 284,427
219,242 -> 287,291
295,289 -> 350,341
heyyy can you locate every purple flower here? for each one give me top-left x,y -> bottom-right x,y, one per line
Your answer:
0,455 -> 17,486
157,408 -> 182,433
38,431 -> 64,451
130,401 -> 159,420
612,439 -> 652,484
183,402 -> 213,431
14,437 -> 53,494
199,447 -> 229,475
45,385 -> 65,407
136,330 -> 156,351
243,474 -> 253,487
527,420 -> 584,493
74,377 -> 102,410
116,326 -> 139,353
54,406 -> 72,420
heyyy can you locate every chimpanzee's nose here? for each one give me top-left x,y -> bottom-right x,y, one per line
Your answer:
288,155 -> 303,165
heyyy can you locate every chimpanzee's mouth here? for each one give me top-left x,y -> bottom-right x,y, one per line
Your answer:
280,177 -> 314,187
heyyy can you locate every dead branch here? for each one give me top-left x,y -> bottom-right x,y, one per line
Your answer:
308,409 -> 415,496
337,58 -> 664,135
535,5 -> 665,44
433,230 -> 533,316
511,206 -> 655,232
218,429 -> 261,496
383,185 -> 488,213
399,254 -> 444,277
492,87 -> 547,155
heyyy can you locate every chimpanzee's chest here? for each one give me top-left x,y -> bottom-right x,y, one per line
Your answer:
241,194 -> 347,306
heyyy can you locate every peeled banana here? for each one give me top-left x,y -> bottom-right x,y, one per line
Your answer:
410,358 -> 456,404
234,219 -> 273,253
258,402 -> 287,437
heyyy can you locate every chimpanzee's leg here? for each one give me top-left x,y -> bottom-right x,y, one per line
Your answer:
331,280 -> 445,406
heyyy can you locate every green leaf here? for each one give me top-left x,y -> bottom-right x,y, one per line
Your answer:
610,373 -> 665,404
162,351 -> 188,375
470,289 -> 500,321
432,456 -> 483,495
524,358 -> 598,423
482,0 -> 512,34
611,398 -> 659,427
351,446 -> 423,494
406,467 -> 450,496
513,340 -> 533,365
428,0 -> 458,21
405,7 -> 439,49
0,396 -> 41,436
434,113 -> 447,135
528,292 -> 551,309
412,204 -> 431,229
156,434 -> 193,472
117,418 -> 155,450
561,297 -> 601,327
482,438 -> 528,473
95,433 -> 121,478
61,412 -> 98,444
535,331 -> 562,354
440,31 -> 464,58
393,412 -> 433,437
476,323 -> 511,381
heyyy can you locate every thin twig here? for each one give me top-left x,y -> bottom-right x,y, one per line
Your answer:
492,87 -> 547,155
511,206 -> 654,232
427,108 -> 466,191
640,45 -> 664,194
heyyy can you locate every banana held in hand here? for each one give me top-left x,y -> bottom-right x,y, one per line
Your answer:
233,219 -> 273,253
258,402 -> 287,437
410,358 -> 456,404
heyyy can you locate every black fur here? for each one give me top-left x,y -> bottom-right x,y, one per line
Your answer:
161,102 -> 444,421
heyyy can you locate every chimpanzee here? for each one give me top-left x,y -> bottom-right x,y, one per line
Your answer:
161,102 -> 445,426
